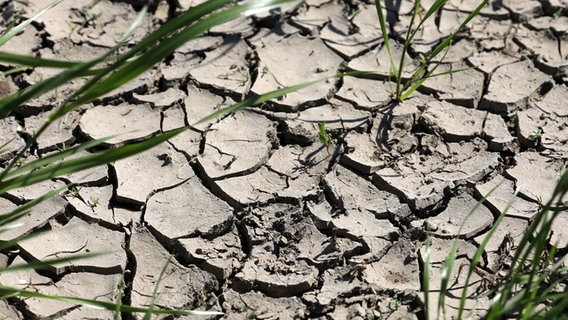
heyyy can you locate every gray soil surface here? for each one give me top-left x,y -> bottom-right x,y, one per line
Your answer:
0,0 -> 567,319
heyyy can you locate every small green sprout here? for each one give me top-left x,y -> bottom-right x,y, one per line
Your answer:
84,9 -> 103,22
529,127 -> 543,140
318,121 -> 330,156
70,186 -> 82,198
261,65 -> 269,76
88,197 -> 99,208
389,293 -> 401,310
348,9 -> 361,20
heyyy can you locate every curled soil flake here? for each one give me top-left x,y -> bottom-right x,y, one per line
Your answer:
469,17 -> 513,50
420,62 -> 485,108
199,111 -> 276,180
161,105 -> 202,157
0,196 -> 66,242
506,152 -> 566,203
236,203 -> 357,297
291,1 -> 343,34
363,239 -> 420,291
313,266 -> 366,307
420,100 -> 486,141
482,113 -> 517,152
324,165 -> 405,219
79,103 -> 161,147
320,4 -> 382,58
341,129 -> 387,174
24,271 -> 121,319
235,246 -> 319,297
46,149 -> 109,186
419,237 -> 477,264
212,166 -> 290,206
514,25 -> 568,76
132,88 -> 186,109
190,36 -> 251,96
114,144 -> 193,205
214,141 -> 338,206
222,290 -> 307,319
251,34 -> 342,111
0,301 -> 21,319
348,41 -> 419,79
422,258 -> 490,320
23,111 -> 79,152
18,217 -> 126,275
480,59 -> 551,114
475,175 -> 540,220
67,185 -> 116,225
145,176 -> 234,239
549,212 -> 568,251
130,225 -> 219,312
184,84 -> 231,130
503,0 -> 543,22
467,51 -> 520,75
374,167 -> 447,211
535,84 -> 568,117
426,193 -> 493,239
177,225 -> 244,280
335,77 -> 392,111
474,216 -> 528,270
516,86 -> 568,152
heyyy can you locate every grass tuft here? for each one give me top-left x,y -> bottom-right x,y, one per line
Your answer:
374,0 -> 488,101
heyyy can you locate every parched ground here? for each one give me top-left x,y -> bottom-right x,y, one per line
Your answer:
0,0 -> 567,319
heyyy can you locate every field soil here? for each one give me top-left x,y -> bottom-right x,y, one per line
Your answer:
0,0 -> 567,319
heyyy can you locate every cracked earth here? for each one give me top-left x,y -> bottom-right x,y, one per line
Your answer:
0,0 -> 567,319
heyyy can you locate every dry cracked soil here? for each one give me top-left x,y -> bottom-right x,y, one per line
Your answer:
0,0 -> 567,319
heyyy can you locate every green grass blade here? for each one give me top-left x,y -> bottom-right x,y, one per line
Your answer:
142,256 -> 172,320
394,0 -> 421,99
491,170 -> 568,318
0,186 -> 67,227
374,0 -> 398,80
2,50 -> 326,196
400,55 -> 466,100
0,52 -> 90,70
400,65 -> 472,98
400,0 -> 488,101
0,0 -> 139,119
429,1 -> 488,60
114,270 -> 126,320
411,0 -> 447,37
193,79 -> 320,126
2,137 -> 114,180
0,285 -> 223,316
0,4 -> 147,121
0,126 -> 186,194
71,0 -> 297,109
423,232 -> 432,320
422,67 -> 473,79
436,181 -> 502,319
47,5 -> 149,122
2,78 -> 322,193
0,0 -> 63,47
104,0 -> 232,68
0,57 -> 104,119
1,252 -> 105,273
193,70 -> 369,127
457,186 -> 519,319
0,5 -> 148,182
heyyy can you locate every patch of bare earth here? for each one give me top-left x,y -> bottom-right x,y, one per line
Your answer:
0,0 -> 566,319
